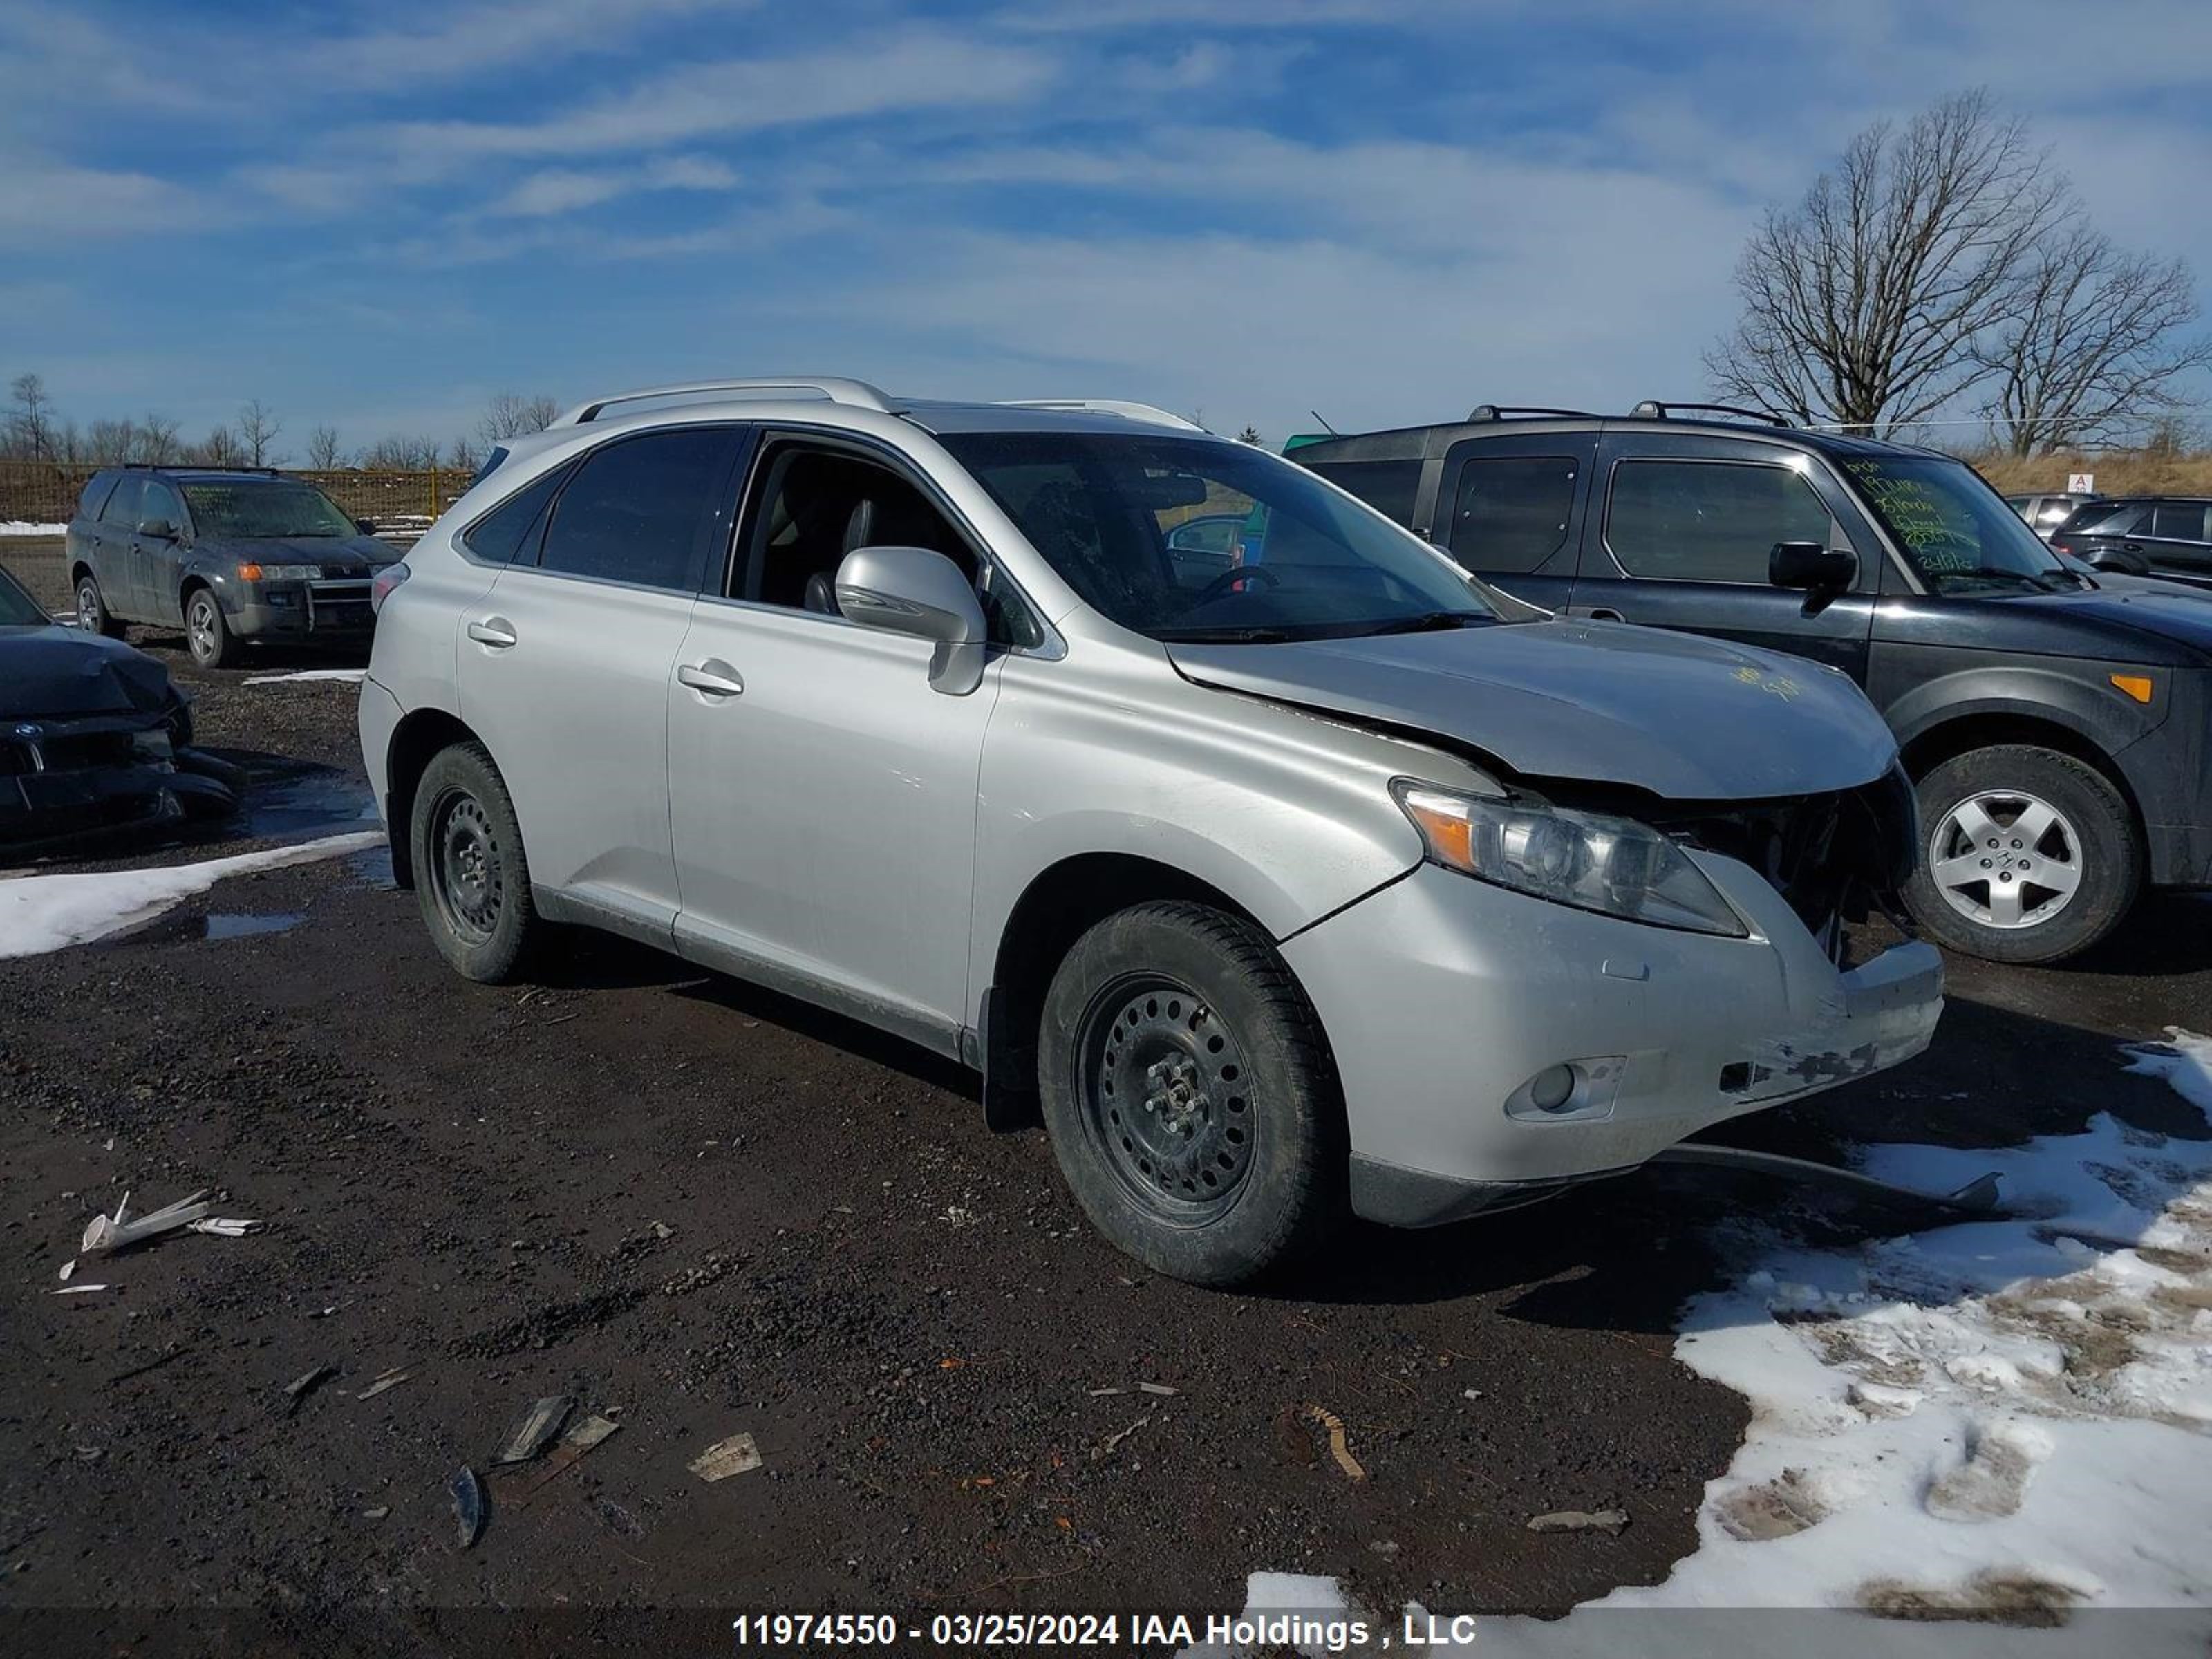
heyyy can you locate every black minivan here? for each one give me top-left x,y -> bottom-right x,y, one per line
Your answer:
1293,403 -> 2212,964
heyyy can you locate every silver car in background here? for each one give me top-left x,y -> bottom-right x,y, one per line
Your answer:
358,377 -> 1943,1284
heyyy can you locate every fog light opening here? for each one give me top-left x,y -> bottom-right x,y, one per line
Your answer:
1529,1063 -> 1577,1112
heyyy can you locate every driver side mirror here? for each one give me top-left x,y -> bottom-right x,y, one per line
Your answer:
136,516 -> 178,541
1770,541 -> 1855,594
356,518 -> 378,537
834,545 -> 988,695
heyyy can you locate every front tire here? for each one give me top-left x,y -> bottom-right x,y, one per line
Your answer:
76,574 -> 124,638
1902,744 -> 2139,964
409,742 -> 542,983
184,588 -> 241,669
1038,901 -> 1344,1286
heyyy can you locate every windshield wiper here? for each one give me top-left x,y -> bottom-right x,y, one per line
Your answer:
1940,567 -> 2060,593
1359,610 -> 1488,637
1155,626 -> 1295,644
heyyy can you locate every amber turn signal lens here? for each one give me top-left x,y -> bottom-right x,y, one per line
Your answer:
235,562 -> 263,581
2109,673 -> 2154,704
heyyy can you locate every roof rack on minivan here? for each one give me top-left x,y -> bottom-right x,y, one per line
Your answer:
1629,400 -> 1791,428
552,378 -> 899,427
1466,405 -> 1599,422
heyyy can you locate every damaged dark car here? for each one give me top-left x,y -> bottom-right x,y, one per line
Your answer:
0,565 -> 240,854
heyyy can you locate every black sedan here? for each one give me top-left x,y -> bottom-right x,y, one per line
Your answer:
1,565 -> 239,854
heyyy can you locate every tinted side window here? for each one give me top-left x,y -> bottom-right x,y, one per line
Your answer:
98,476 -> 143,527
77,473 -> 118,520
538,429 -> 733,590
1304,459 -> 1422,526
138,479 -> 183,533
1448,456 -> 1577,573
1607,460 -> 1831,583
2150,503 -> 2210,541
462,465 -> 568,564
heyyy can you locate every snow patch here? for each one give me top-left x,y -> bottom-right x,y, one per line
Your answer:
241,668 -> 368,685
0,520 -> 66,536
0,832 -> 384,957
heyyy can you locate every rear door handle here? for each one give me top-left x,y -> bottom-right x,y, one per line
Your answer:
467,617 -> 518,648
677,659 -> 744,697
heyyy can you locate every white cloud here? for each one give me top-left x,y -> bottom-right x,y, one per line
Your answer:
0,150 -> 212,240
482,153 -> 740,218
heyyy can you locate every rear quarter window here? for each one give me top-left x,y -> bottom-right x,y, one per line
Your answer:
77,473 -> 118,520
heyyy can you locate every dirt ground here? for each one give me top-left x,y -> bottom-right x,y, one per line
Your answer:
3,556 -> 2209,1651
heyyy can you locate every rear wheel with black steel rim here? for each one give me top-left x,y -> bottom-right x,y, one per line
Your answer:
409,741 -> 541,982
1039,901 -> 1343,1286
1902,744 -> 2138,964
184,587 -> 241,669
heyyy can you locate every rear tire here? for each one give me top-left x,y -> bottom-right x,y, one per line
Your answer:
1902,744 -> 2138,964
1038,901 -> 1344,1286
184,588 -> 241,669
75,574 -> 124,638
409,742 -> 541,983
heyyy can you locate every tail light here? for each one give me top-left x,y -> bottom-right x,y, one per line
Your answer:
370,563 -> 411,614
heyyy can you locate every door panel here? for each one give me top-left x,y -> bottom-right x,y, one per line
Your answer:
1566,436 -> 1877,682
94,476 -> 144,617
1437,434 -> 1595,614
667,601 -> 1000,1046
451,424 -> 744,930
135,479 -> 187,625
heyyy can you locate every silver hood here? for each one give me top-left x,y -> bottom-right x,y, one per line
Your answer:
1168,619 -> 1899,800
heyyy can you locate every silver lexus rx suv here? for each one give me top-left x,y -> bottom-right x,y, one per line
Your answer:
357,377 -> 1944,1284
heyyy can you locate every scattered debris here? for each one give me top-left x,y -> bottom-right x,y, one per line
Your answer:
355,1367 -> 411,1401
57,1259 -> 73,1282
496,1413 -> 621,1506
451,1466 -> 485,1549
1087,1387 -> 1126,1398
106,1349 -> 185,1388
662,1254 -> 729,1296
362,1506 -> 391,1521
79,1190 -> 211,1256
648,1220 -> 674,1241
491,1396 -> 574,1465
1138,1381 -> 1179,1397
283,1364 -> 335,1412
1462,1388 -> 1483,1402
1526,1508 -> 1630,1535
1297,1403 -> 1366,1481
1092,1416 -> 1150,1462
51,1284 -> 108,1297
187,1217 -> 265,1237
690,1432 -> 763,1483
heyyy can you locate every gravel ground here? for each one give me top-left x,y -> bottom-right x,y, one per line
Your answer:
3,579 -> 2208,1648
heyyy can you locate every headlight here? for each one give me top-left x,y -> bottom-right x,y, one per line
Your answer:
1392,780 -> 1746,937
236,561 -> 321,582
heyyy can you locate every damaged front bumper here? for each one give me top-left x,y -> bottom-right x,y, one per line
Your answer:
1282,854 -> 1944,1228
0,707 -> 242,856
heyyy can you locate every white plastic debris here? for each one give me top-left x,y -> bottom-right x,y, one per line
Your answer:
688,1432 -> 763,1482
80,1190 -> 210,1255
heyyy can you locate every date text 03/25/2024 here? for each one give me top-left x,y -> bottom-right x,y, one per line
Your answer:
730,1610 -> 1492,1651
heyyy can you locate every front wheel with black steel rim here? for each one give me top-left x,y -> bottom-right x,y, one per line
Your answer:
75,574 -> 124,638
184,587 -> 241,669
1038,901 -> 1344,1286
1902,744 -> 2139,965
409,741 -> 542,982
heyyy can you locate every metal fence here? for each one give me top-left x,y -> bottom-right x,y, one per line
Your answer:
0,460 -> 469,532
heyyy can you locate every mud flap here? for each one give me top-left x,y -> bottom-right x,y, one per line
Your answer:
977,986 -> 1038,1132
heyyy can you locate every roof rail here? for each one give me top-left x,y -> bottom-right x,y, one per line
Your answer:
551,377 -> 898,427
997,400 -> 1206,432
1467,404 -> 1599,422
121,462 -> 283,475
1629,400 -> 1790,429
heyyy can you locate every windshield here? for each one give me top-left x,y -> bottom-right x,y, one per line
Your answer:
0,567 -> 47,626
939,431 -> 1494,641
1841,456 -> 2070,594
180,480 -> 359,539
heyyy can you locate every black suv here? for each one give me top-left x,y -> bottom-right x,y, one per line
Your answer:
1292,402 -> 2212,964
68,465 -> 400,668
2049,496 -> 2212,584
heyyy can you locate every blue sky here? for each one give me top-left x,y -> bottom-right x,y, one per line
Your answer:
3,0 -> 2209,456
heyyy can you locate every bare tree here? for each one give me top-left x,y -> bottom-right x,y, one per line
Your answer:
306,424 -> 345,469
1975,225 -> 2211,454
476,391 -> 561,449
5,372 -> 57,461
138,413 -> 181,465
193,424 -> 246,466
447,434 -> 485,475
359,433 -> 445,470
1706,90 -> 2072,433
1236,425 -> 1264,445
237,399 -> 283,466
85,419 -> 138,465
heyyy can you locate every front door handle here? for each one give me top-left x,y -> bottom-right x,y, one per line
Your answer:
677,659 -> 744,697
467,617 -> 518,648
